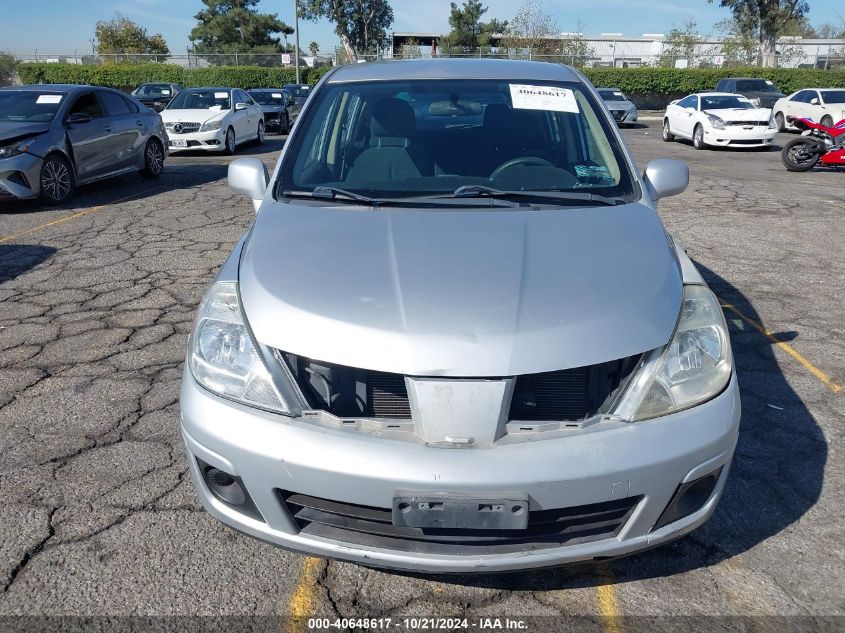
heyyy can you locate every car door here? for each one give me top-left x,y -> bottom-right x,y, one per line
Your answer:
232,90 -> 252,139
806,90 -> 825,122
97,90 -> 143,171
791,90 -> 814,121
63,91 -> 112,180
245,91 -> 263,135
675,95 -> 698,137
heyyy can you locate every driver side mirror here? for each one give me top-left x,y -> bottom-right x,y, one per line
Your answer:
228,158 -> 269,212
235,102 -> 249,111
643,159 -> 689,201
66,112 -> 93,125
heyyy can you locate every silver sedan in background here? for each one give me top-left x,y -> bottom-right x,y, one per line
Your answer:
0,84 -> 168,204
597,87 -> 639,126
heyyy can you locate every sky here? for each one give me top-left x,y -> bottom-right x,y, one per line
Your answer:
1,0 -> 843,55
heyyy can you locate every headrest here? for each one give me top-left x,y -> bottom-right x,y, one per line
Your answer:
370,98 -> 415,138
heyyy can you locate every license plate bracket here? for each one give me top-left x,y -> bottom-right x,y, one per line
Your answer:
392,493 -> 528,530
171,139 -> 188,147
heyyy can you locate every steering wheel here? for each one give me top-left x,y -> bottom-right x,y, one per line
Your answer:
490,156 -> 555,181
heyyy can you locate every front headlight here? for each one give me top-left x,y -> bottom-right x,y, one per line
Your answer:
705,114 -> 726,130
614,285 -> 732,421
201,119 -> 223,132
189,281 -> 289,414
0,138 -> 36,159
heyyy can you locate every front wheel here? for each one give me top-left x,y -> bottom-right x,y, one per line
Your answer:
39,154 -> 75,204
775,112 -> 785,132
662,119 -> 674,142
224,127 -> 236,155
141,139 -> 164,178
782,138 -> 821,172
820,115 -> 834,128
693,124 -> 706,150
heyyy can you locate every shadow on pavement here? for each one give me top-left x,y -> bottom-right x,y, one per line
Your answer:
396,263 -> 825,590
0,244 -> 57,285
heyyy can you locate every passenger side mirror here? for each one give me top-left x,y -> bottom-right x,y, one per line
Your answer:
235,102 -> 249,111
643,159 -> 689,201
66,112 -> 93,125
810,98 -> 820,106
228,158 -> 269,212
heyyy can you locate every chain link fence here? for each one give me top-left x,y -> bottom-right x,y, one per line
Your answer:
12,51 -> 334,69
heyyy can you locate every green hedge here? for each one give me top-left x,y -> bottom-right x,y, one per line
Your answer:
16,62 -> 333,91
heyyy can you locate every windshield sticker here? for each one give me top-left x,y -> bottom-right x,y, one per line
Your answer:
613,91 -> 624,97
510,84 -> 580,113
214,92 -> 228,99
272,92 -> 282,98
161,89 -> 171,96
36,94 -> 62,104
765,80 -> 774,85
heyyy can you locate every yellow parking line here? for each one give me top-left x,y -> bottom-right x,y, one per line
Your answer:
595,563 -> 623,633
281,556 -> 321,633
721,301 -> 842,394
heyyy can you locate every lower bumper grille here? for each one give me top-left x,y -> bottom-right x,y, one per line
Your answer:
278,490 -> 642,554
611,110 -> 628,121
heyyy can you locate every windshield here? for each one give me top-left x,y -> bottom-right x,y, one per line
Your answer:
701,95 -> 754,110
598,89 -> 627,102
0,91 -> 64,122
736,80 -> 779,93
136,84 -> 175,99
821,90 -> 845,104
167,90 -> 231,110
283,85 -> 311,98
250,91 -> 284,105
278,79 -> 635,203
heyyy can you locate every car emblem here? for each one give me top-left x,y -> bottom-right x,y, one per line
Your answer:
173,123 -> 183,134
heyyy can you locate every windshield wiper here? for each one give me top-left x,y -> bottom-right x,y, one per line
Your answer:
283,186 -> 377,205
446,185 -> 623,206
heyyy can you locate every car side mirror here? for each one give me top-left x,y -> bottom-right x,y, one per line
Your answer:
66,112 -> 93,125
669,100 -> 679,106
810,98 -> 820,106
643,159 -> 689,201
228,158 -> 268,212
235,102 -> 250,111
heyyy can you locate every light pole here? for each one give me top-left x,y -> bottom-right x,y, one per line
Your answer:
293,0 -> 301,83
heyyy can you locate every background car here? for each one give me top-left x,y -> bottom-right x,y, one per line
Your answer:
131,83 -> 183,112
773,88 -> 845,131
160,87 -> 264,154
663,92 -> 777,150
715,78 -> 785,109
596,88 -> 638,126
0,84 -> 167,204
246,88 -> 292,134
281,83 -> 311,121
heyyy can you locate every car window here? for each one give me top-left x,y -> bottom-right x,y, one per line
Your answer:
68,92 -> 104,118
0,91 -> 65,122
279,79 -> 634,202
821,90 -> 845,104
598,89 -> 627,102
249,91 -> 284,105
137,84 -> 174,98
737,79 -> 778,92
168,90 -> 231,110
792,91 -> 808,102
676,96 -> 695,109
99,91 -> 131,116
700,95 -> 753,110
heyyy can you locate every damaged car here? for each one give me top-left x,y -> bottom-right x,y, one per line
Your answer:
180,59 -> 740,573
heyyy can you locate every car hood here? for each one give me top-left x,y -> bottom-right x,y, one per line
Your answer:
260,105 -> 284,113
239,201 -> 682,377
159,109 -> 227,123
0,121 -> 51,145
605,101 -> 634,110
704,107 -> 771,121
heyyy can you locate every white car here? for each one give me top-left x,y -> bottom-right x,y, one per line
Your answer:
159,87 -> 264,154
773,88 -> 845,131
663,92 -> 777,150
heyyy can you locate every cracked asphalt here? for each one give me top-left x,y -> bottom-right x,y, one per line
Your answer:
0,124 -> 842,630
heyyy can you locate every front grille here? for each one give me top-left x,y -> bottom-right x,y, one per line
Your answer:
728,139 -> 764,145
726,121 -> 768,127
280,352 -> 639,422
278,490 -> 642,554
165,122 -> 201,134
611,110 -> 627,121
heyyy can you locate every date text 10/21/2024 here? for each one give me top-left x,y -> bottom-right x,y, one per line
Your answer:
307,618 -> 530,630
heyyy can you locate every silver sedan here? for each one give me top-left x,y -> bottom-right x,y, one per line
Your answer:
597,87 -> 639,126
0,84 -> 168,204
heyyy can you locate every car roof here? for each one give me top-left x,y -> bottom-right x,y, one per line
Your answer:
1,84 -> 90,93
720,77 -> 766,81
325,59 -> 580,83
247,88 -> 282,91
695,92 -> 740,97
182,87 -> 234,92
597,87 -> 622,91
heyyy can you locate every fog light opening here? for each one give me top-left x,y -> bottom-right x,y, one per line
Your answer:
653,466 -> 723,531
197,458 -> 264,522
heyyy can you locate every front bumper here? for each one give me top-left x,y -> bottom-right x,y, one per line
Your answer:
0,152 -> 44,200
167,129 -> 226,152
180,370 -> 740,572
610,109 -> 638,124
703,126 -> 777,147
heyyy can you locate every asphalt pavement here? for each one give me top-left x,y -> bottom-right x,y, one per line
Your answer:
0,125 -> 842,631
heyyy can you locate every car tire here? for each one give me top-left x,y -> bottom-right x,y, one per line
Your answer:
782,138 -> 821,172
693,124 -> 706,150
224,127 -> 236,155
39,153 -> 75,204
662,119 -> 674,142
820,115 -> 834,128
256,120 -> 265,145
140,139 -> 165,179
775,112 -> 785,132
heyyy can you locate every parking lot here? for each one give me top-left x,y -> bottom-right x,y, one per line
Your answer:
1,122 -> 843,630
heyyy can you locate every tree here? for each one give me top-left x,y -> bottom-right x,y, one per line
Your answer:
558,24 -> 595,67
813,21 -> 845,39
500,0 -> 558,59
0,52 -> 17,87
659,18 -> 706,67
94,13 -> 170,62
444,1 -> 507,54
309,41 -> 320,56
709,0 -> 810,67
716,17 -> 758,65
191,0 -> 294,66
299,1 -> 394,63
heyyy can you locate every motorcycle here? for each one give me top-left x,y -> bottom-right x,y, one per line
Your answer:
781,116 -> 845,172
